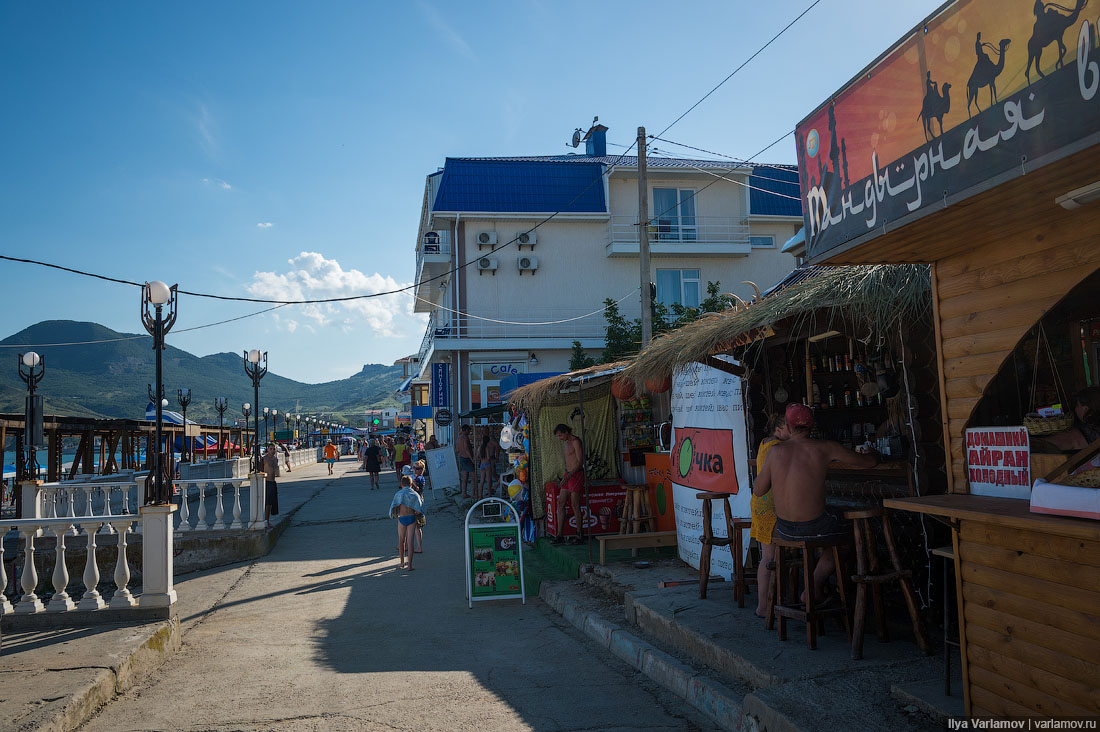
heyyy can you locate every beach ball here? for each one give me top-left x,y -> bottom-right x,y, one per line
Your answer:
508,479 -> 524,500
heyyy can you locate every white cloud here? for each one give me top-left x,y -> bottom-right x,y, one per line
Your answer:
417,2 -> 475,61
256,222 -> 274,229
248,252 -> 425,339
202,177 -> 232,190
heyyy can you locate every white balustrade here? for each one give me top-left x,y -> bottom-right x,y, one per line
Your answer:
176,482 -> 191,531
213,482 -> 226,530
173,479 -> 251,532
0,513 -> 157,616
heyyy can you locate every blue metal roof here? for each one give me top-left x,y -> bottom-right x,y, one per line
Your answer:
433,158 -> 606,213
749,165 -> 802,217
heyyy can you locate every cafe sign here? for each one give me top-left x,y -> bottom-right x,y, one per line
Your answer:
796,0 -> 1100,262
964,426 -> 1031,500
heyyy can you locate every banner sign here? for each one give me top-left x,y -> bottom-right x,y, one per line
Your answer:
965,426 -> 1031,499
796,0 -> 1100,262
464,498 -> 526,608
431,363 -> 450,408
669,362 -> 750,580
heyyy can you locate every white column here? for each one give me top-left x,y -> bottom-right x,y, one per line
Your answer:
248,473 -> 266,530
213,482 -> 226,530
20,480 -> 44,519
83,485 -> 95,518
47,525 -> 77,612
0,530 -> 13,614
139,504 -> 177,608
45,487 -> 58,518
108,520 -> 137,609
230,481 -> 243,530
76,520 -> 106,610
101,487 -> 116,535
195,481 -> 207,530
15,526 -> 45,613
176,482 -> 191,532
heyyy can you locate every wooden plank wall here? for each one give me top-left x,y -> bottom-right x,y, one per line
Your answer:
933,219 -> 1100,492
957,519 -> 1100,717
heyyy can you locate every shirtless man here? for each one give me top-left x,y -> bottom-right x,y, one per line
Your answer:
455,424 -> 475,499
551,423 -> 586,545
752,403 -> 877,603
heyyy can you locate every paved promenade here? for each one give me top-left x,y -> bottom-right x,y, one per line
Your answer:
66,461 -> 716,732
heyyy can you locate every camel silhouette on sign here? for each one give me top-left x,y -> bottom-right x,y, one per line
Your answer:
919,75 -> 952,141
1026,0 -> 1089,83
968,36 -> 1012,117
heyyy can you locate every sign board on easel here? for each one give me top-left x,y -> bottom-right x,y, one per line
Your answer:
465,498 -> 525,609
426,447 -> 460,496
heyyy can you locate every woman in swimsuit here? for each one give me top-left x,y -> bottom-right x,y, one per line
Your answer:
390,475 -> 424,570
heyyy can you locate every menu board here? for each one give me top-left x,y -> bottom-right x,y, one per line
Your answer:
468,525 -> 522,598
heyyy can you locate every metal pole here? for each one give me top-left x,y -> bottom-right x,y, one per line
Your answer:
578,378 -> 592,563
638,126 -> 652,348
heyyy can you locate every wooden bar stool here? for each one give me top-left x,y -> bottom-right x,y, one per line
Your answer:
695,491 -> 752,607
767,535 -> 851,650
845,507 -> 932,660
619,484 -> 655,535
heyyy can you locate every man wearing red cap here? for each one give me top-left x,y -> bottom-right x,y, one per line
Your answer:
752,403 -> 878,604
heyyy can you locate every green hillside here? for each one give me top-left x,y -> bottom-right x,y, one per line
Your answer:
0,321 -> 405,424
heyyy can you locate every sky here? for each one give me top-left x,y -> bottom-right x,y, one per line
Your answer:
0,0 -> 942,383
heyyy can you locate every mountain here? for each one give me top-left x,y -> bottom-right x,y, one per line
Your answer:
0,321 -> 405,424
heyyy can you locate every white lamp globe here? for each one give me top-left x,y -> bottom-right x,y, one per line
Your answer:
146,281 -> 171,306
243,403 -> 251,410
272,409 -> 278,417
247,349 -> 262,364
161,398 -> 169,408
263,407 -> 269,414
22,352 -> 40,368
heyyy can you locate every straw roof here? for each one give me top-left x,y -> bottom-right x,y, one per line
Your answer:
622,264 -> 931,384
507,361 -> 631,414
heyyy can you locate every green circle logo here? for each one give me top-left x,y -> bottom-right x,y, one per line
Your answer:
678,438 -> 693,478
656,483 -> 667,514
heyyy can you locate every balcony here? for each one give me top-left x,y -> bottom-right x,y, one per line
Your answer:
606,215 -> 751,258
414,231 -> 453,313
418,309 -> 607,365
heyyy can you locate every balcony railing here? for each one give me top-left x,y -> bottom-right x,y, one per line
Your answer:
418,308 -> 607,363
608,215 -> 750,244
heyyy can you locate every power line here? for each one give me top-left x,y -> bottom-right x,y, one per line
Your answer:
646,146 -> 799,188
649,136 -> 800,177
653,0 -> 822,139
646,148 -> 801,200
413,287 -> 638,326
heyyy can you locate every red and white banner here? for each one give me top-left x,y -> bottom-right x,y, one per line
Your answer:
965,426 -> 1031,500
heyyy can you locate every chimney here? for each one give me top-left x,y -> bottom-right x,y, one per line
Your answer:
583,122 -> 608,157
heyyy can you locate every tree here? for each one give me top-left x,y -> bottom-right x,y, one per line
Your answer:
569,340 -> 596,371
603,281 -> 731,360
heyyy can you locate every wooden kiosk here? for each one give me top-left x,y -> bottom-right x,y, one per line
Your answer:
794,0 -> 1100,718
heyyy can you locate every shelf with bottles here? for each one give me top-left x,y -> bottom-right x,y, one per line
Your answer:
622,422 -> 656,449
619,407 -> 654,427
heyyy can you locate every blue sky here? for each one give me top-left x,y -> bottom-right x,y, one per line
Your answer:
0,0 -> 941,383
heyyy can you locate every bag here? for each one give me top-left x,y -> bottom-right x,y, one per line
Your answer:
416,514 -> 426,527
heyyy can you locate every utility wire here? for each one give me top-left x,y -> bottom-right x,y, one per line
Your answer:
653,0 -> 822,139
650,136 -> 802,176
647,149 -> 801,200
413,287 -> 638,326
646,145 -> 800,188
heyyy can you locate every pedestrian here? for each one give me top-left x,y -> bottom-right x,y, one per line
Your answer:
389,475 -> 423,570
752,413 -> 789,618
324,439 -> 338,475
363,438 -> 382,489
477,430 -> 493,500
456,424 -> 475,498
550,424 -> 585,545
426,434 -> 440,451
393,437 -> 408,474
279,441 -> 292,473
261,443 -> 280,529
409,463 -> 426,553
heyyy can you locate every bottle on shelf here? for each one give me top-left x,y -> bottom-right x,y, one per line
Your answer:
844,354 -> 852,371
827,386 -> 836,408
856,389 -> 866,407
844,388 -> 852,407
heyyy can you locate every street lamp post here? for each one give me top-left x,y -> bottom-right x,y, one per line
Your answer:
213,397 -> 228,459
177,388 -> 192,463
263,407 -> 270,445
242,403 -> 252,459
141,280 -> 178,505
17,351 -> 45,481
271,409 -> 278,444
294,413 -> 301,446
243,350 -> 267,470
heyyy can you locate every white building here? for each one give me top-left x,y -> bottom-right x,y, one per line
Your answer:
413,124 -> 802,443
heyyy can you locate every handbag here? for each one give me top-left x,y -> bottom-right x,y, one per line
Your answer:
416,514 -> 426,527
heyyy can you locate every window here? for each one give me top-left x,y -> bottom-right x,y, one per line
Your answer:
652,188 -> 697,241
656,269 -> 700,310
750,235 -> 775,248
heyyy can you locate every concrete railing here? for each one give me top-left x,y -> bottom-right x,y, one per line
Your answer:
31,480 -> 143,534
0,503 -> 177,616
173,477 -> 263,532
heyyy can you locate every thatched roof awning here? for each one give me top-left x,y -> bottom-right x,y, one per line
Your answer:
622,264 -> 930,384
507,361 -> 630,414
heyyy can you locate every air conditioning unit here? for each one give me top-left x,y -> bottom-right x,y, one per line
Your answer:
517,231 -> 537,248
477,257 -> 499,274
518,255 -> 539,274
477,232 -> 497,247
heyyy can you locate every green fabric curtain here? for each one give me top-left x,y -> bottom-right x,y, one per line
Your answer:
530,380 -> 619,519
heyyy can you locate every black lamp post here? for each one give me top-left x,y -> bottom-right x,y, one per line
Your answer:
295,413 -> 301,446
177,388 -> 192,462
263,407 -> 270,445
17,351 -> 44,481
271,409 -> 279,444
284,411 -> 292,437
214,397 -> 228,459
243,350 -> 267,470
141,281 -> 178,505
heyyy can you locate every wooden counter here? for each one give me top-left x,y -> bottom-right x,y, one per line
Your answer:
885,494 -> 1100,718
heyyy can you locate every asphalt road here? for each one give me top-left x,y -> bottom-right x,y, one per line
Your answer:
77,462 -> 718,732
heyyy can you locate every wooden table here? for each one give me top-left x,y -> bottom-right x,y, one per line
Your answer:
884,494 -> 1100,719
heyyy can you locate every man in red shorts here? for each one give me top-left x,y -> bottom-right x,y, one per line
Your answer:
550,423 -> 586,545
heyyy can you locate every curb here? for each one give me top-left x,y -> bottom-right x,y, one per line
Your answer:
540,581 -> 743,732
18,617 -> 180,732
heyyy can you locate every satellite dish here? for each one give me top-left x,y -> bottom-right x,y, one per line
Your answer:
570,129 -> 582,148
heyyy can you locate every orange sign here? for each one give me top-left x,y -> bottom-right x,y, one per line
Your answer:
671,427 -> 739,494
